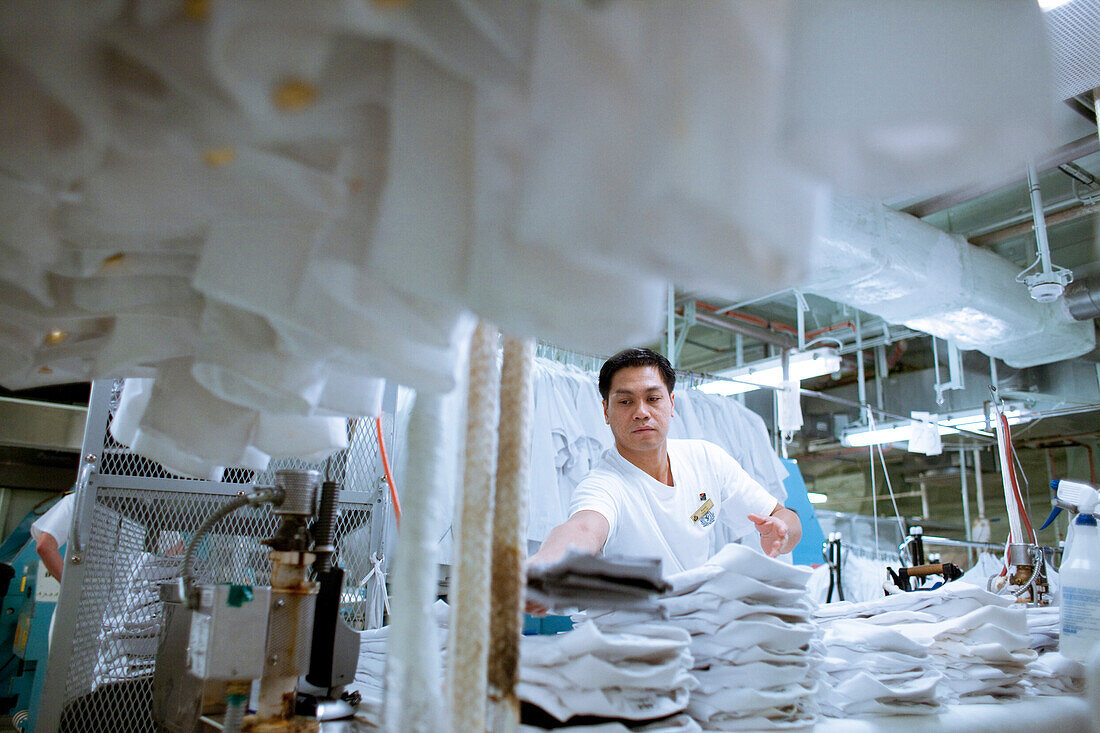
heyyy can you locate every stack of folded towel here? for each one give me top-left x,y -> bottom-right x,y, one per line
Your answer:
518,621 -> 697,728
816,618 -> 941,716
815,583 -> 1035,708
656,544 -> 819,731
890,605 -> 1036,703
1024,651 -> 1086,695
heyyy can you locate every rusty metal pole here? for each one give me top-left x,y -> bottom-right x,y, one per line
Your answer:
488,336 -> 534,733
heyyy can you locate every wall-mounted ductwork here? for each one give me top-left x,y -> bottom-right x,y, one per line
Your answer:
801,196 -> 1095,369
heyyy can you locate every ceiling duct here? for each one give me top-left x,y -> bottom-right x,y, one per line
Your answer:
800,196 -> 1095,369
1064,272 -> 1100,321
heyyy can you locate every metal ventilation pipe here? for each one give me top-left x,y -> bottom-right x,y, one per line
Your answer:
1063,273 -> 1100,321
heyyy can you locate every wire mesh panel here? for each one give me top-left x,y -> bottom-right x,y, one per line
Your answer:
40,380 -> 397,733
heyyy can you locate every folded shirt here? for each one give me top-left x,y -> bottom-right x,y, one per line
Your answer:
666,543 -> 812,595
518,679 -> 692,723
519,713 -> 703,733
687,681 -> 818,719
661,595 -> 813,622
521,622 -> 690,668
813,581 -> 1012,621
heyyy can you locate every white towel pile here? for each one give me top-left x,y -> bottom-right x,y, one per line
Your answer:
1024,606 -> 1060,651
816,618 -> 941,716
813,581 -> 1014,624
650,544 -> 819,731
891,605 -> 1036,703
815,583 -> 1036,708
349,600 -> 450,727
1024,651 -> 1086,695
349,625 -> 388,727
518,621 -> 697,727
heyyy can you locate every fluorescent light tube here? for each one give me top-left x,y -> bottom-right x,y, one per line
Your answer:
698,347 -> 841,396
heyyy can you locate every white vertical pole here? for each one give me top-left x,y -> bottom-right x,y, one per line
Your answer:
960,448 -> 974,565
487,336 -> 535,733
667,285 -> 676,368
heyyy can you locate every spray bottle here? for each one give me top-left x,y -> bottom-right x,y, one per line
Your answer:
1042,479 -> 1100,663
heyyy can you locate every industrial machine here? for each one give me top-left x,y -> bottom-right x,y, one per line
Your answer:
152,468 -> 360,733
0,523 -> 60,732
889,526 -> 964,593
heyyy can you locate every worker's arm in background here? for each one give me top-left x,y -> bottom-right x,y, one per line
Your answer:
748,505 -> 802,558
525,510 -> 610,614
36,531 -> 65,580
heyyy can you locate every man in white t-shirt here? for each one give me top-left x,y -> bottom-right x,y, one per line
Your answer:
528,348 -> 801,609
31,493 -> 74,580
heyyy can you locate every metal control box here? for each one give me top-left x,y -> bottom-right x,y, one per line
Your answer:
187,584 -> 270,681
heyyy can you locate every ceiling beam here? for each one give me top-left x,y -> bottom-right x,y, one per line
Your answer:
901,133 -> 1100,219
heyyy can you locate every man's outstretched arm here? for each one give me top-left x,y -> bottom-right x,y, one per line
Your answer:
528,510 -> 610,568
525,510 -> 610,614
748,505 -> 802,558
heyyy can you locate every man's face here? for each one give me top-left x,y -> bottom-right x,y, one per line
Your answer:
603,365 -> 674,454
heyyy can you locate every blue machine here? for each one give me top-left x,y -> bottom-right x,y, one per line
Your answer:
0,517 -> 60,732
779,458 -> 827,567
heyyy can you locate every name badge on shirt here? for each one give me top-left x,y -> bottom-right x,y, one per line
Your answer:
691,498 -> 715,527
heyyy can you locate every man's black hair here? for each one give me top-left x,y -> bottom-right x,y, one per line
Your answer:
598,348 -> 676,400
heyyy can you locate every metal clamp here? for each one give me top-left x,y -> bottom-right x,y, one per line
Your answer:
68,453 -> 98,561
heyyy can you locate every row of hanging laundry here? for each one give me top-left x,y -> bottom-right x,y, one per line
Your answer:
0,1 -> 1056,476
527,357 -> 788,547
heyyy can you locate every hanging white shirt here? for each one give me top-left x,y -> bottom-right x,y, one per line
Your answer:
569,439 -> 777,574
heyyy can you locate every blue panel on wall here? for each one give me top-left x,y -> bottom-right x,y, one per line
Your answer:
780,458 -> 827,567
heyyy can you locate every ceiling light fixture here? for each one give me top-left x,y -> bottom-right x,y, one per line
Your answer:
697,347 -> 842,396
840,407 -> 1030,448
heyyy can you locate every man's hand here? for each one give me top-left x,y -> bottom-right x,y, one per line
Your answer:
524,510 -> 610,615
748,512 -> 790,558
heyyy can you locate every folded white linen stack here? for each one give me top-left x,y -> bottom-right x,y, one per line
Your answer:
349,625 -> 388,727
518,621 -> 697,727
1024,606 -> 1060,652
815,582 -> 1035,708
595,544 -> 817,732
812,580 -> 1015,623
816,618 -> 941,717
890,604 -> 1036,703
349,599 -> 450,727
1024,651 -> 1086,695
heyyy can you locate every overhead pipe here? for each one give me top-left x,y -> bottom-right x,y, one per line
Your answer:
1027,163 -> 1055,276
1063,272 -> 1100,321
902,133 -> 1100,218
970,198 -> 1100,248
691,309 -> 797,351
692,299 -> 867,352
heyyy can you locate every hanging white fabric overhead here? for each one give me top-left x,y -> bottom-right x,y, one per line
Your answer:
781,0 -> 1054,200
0,0 -> 1075,471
